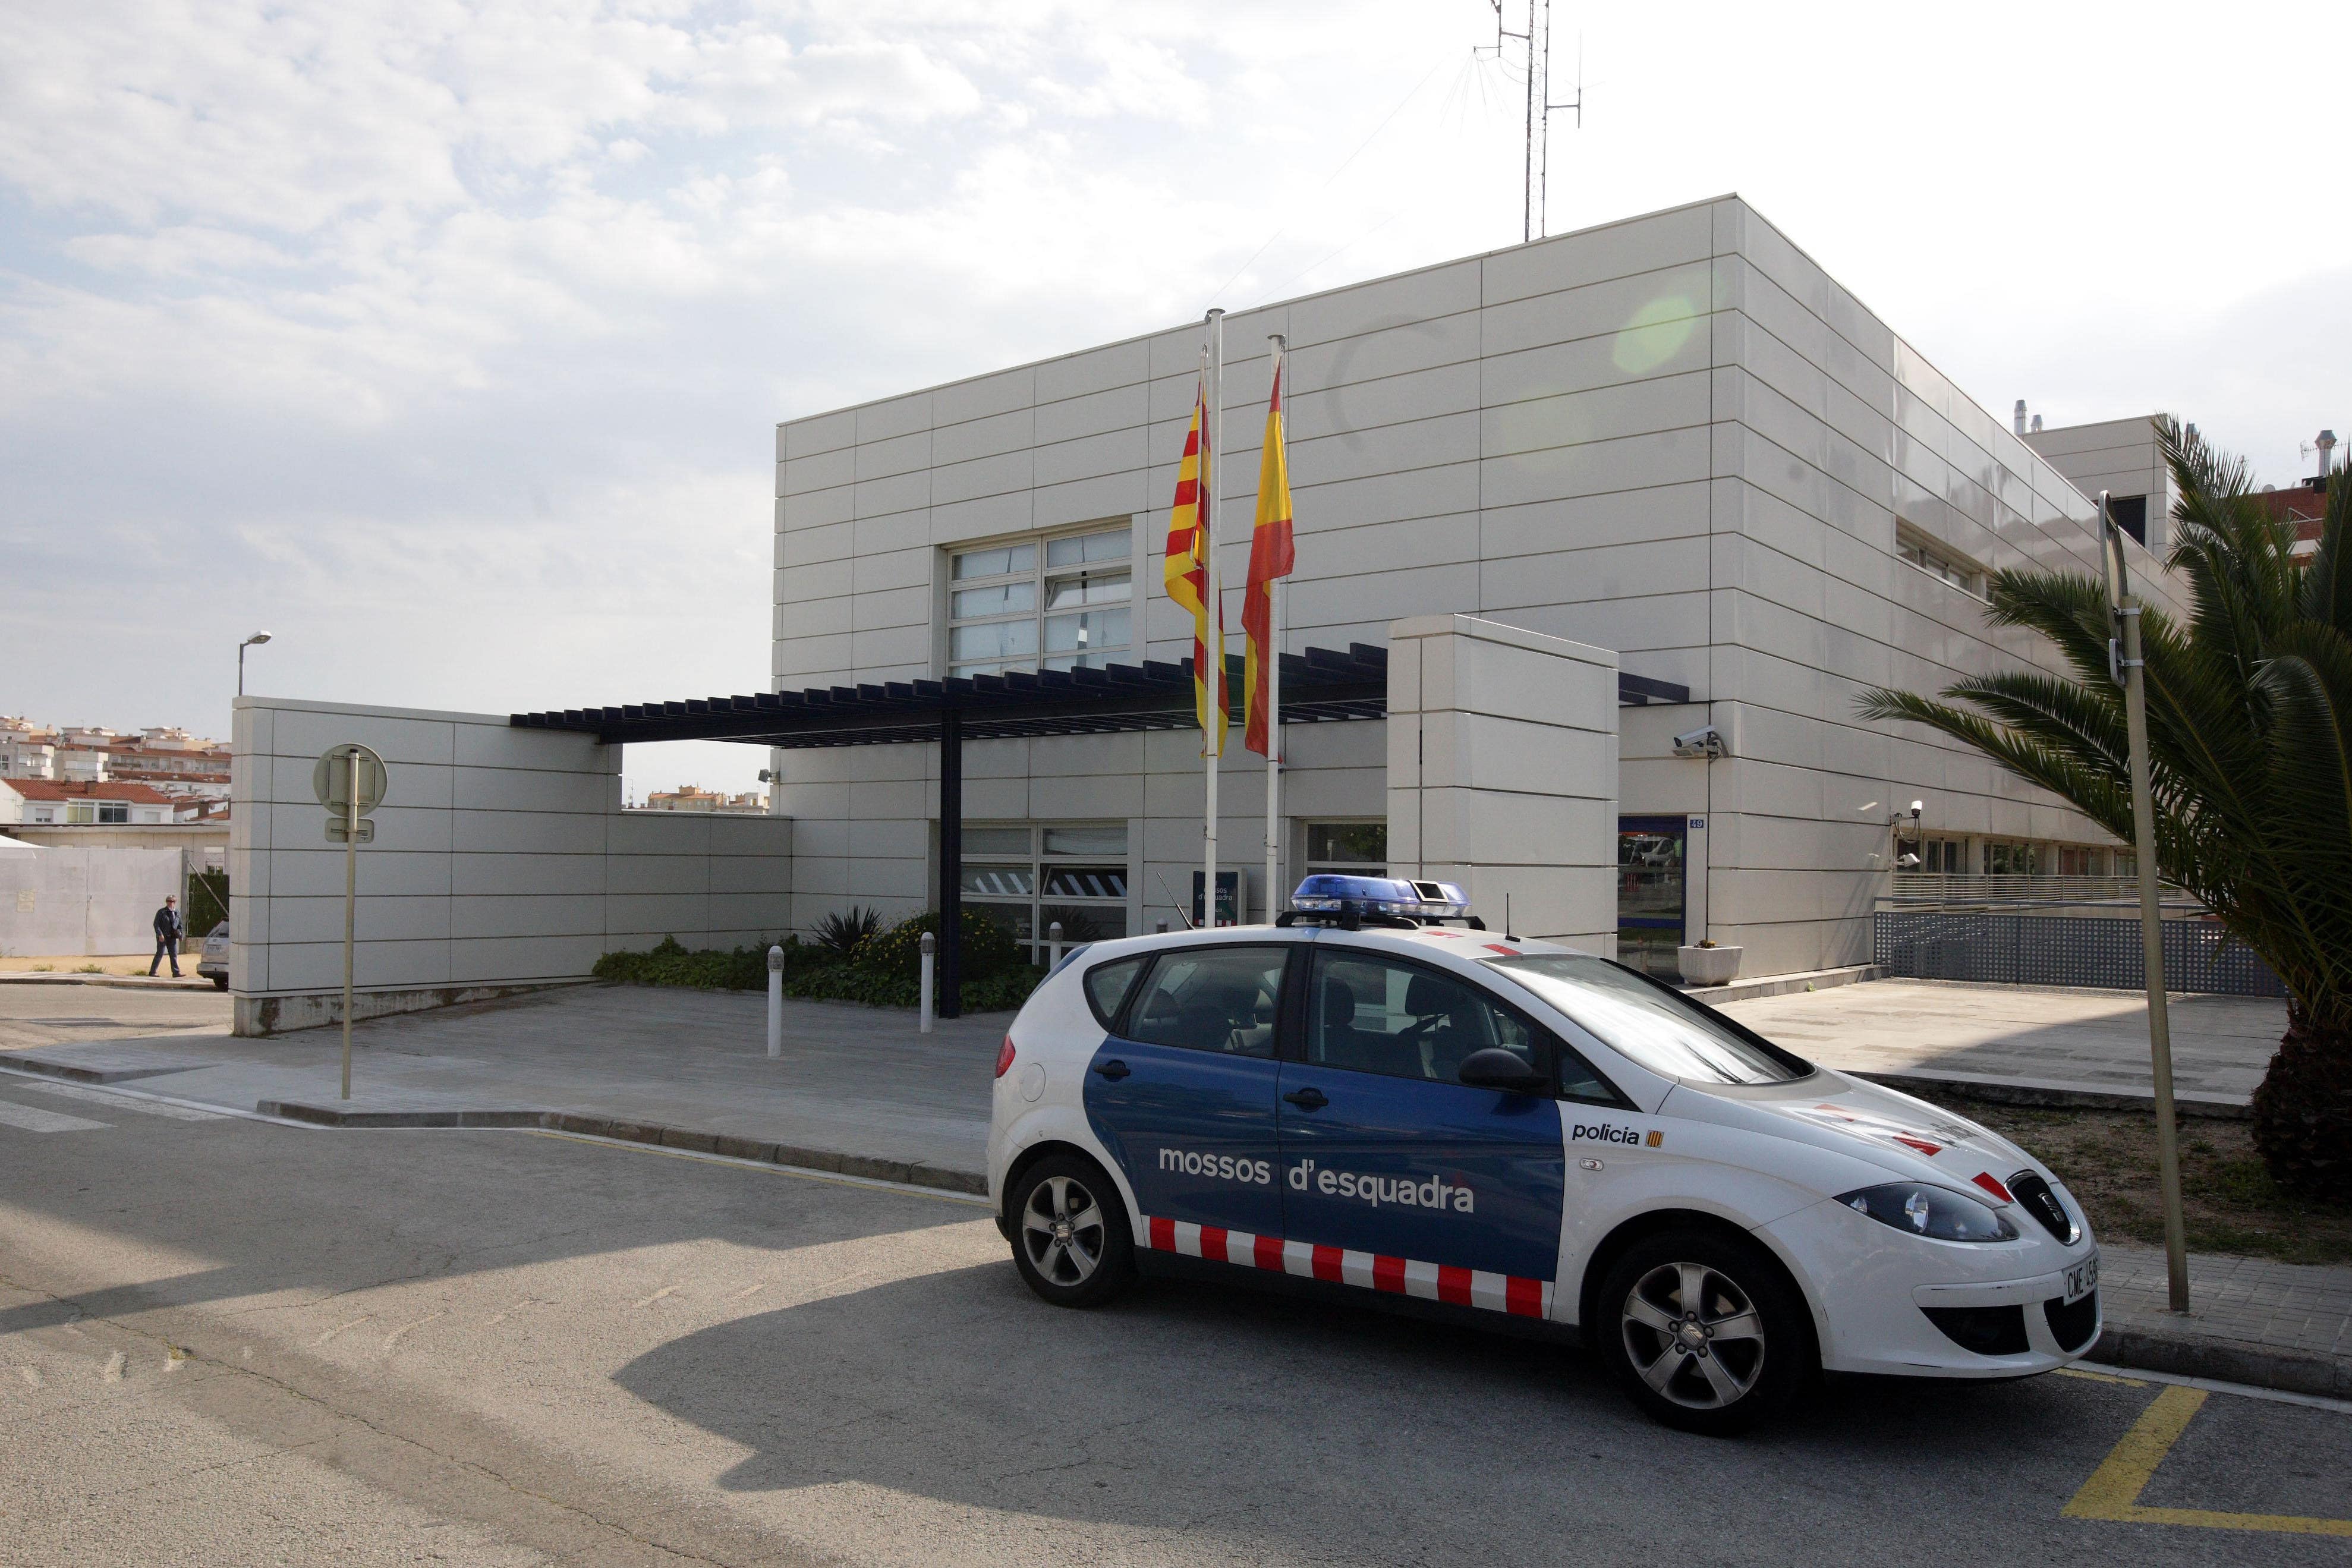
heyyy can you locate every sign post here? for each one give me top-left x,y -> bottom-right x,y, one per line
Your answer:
314,744 -> 388,1101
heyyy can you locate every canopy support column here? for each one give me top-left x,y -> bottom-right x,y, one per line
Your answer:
937,701 -> 962,1019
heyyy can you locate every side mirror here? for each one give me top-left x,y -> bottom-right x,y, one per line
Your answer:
1457,1048 -> 1546,1095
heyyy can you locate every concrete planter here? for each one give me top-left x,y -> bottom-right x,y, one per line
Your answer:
1678,944 -> 1743,986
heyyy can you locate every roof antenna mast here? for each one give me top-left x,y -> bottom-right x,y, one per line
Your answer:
1482,0 -> 1585,243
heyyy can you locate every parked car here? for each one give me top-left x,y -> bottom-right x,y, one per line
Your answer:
197,921 -> 229,991
986,877 -> 2097,1434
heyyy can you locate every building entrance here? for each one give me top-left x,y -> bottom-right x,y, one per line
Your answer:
1617,815 -> 1687,981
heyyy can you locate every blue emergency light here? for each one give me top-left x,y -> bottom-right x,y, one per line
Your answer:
1288,874 -> 1473,924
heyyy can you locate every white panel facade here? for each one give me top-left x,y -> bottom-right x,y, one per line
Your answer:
772,196 -> 2180,978
229,696 -> 792,1032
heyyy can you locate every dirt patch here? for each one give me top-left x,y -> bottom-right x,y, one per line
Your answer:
1911,1088 -> 2352,1267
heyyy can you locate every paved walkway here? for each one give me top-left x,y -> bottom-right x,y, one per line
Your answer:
0,983 -> 999,1173
1716,980 -> 2282,1109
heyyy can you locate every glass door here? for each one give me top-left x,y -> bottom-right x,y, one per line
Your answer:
1616,816 -> 1687,981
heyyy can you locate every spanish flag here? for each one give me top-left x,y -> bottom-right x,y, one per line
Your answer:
1242,353 -> 1295,758
1163,376 -> 1227,754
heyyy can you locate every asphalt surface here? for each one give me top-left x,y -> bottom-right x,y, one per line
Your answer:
2,1075 -> 2347,1566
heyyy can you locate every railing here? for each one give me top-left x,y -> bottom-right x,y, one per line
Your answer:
1885,873 -> 2194,911
1872,906 -> 2282,997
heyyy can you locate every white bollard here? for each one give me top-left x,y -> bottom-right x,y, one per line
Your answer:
766,945 -> 784,1059
1048,920 -> 1064,971
919,930 -> 935,1034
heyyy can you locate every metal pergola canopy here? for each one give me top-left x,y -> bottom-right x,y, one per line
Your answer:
509,646 -> 1687,747
512,644 -> 1390,748
513,642 -> 1685,1020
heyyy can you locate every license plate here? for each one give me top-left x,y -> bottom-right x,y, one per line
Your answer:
2063,1253 -> 2098,1305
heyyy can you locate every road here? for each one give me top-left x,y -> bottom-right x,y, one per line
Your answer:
2,1071 -> 2347,1566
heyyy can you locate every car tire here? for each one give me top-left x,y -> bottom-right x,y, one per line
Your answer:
210,975 -> 229,991
1006,1154 -> 1135,1309
1594,1227 -> 1813,1435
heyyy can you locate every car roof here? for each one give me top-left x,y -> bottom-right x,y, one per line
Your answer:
1078,922 -> 1579,964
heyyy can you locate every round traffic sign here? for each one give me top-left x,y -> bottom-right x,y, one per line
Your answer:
314,744 -> 389,817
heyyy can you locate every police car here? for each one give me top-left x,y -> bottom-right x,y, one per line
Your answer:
987,876 -> 2099,1434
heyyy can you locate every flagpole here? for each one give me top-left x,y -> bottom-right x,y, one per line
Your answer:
1204,308 -> 1224,927
1264,333 -> 1286,921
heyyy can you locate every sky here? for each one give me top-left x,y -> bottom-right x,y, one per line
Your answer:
4,1 -> 2346,799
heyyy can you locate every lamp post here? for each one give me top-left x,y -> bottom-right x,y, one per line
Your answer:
2101,491 -> 2190,1313
238,632 -> 273,697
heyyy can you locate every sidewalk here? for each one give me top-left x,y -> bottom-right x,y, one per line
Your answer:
1,980 -> 2341,1397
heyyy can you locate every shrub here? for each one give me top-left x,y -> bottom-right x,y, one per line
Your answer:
812,905 -> 884,958
589,923 -> 1043,1012
855,908 -> 1023,981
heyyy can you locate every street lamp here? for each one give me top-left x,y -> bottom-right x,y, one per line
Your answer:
238,631 -> 272,697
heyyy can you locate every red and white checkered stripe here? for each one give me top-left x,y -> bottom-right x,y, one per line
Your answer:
1142,1216 -> 1553,1320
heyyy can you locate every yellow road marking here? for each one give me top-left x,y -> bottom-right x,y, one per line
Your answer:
2064,1384 -> 2352,1536
2055,1367 -> 2145,1387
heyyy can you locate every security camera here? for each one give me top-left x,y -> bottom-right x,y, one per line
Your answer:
757,769 -> 776,784
1896,852 -> 1922,868
1671,725 -> 1727,760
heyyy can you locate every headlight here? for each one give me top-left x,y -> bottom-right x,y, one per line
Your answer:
1839,1182 -> 2017,1243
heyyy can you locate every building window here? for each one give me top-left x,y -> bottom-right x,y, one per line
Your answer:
2055,846 -> 2097,877
2108,495 -> 2148,546
948,524 -> 1132,679
1896,524 -> 1986,599
65,804 -> 95,824
959,821 -> 1130,958
99,804 -> 128,824
1918,837 -> 1967,874
1303,822 -> 1386,876
1983,841 -> 2039,876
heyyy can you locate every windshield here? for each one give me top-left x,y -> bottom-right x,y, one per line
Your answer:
1481,953 -> 1811,1085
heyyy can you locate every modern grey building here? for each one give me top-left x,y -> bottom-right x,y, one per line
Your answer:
224,193 -> 2190,1031
766,194 -> 2181,980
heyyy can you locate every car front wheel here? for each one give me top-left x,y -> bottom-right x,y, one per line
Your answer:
1595,1228 -> 1813,1435
1007,1154 -> 1134,1308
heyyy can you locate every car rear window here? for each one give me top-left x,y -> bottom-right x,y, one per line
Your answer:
1480,953 -> 1811,1085
1081,955 -> 1147,1030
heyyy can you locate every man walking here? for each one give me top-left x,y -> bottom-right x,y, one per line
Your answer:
150,893 -> 184,978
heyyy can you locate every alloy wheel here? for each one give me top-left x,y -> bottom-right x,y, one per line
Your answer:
1021,1174 -> 1105,1287
1619,1260 -> 1768,1410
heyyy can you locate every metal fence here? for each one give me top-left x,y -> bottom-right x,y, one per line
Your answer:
1873,908 -> 2285,997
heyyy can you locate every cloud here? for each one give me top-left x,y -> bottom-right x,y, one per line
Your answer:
2,0 -> 2345,800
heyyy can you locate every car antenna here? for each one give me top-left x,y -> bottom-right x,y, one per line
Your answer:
1504,892 -> 1516,942
1153,871 -> 1196,931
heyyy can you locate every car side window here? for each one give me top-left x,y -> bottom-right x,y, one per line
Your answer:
1081,956 -> 1147,1029
1306,951 -> 1542,1085
1124,946 -> 1287,1058
1554,1040 -> 1617,1105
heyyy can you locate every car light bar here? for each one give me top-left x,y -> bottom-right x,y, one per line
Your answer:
1289,874 -> 1471,922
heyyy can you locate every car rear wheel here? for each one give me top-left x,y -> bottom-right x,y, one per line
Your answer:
210,975 -> 229,991
1595,1229 -> 1812,1435
1007,1154 -> 1134,1308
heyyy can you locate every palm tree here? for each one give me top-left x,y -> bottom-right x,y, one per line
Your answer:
1856,418 -> 2351,1199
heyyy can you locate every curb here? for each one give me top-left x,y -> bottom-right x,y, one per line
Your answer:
3,1053 -> 204,1085
2092,1321 -> 2351,1400
1857,1068 -> 2251,1121
0,972 -> 219,992
253,1100 -> 990,1198
1686,964 -> 1885,1005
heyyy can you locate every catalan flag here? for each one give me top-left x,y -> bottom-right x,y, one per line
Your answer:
1163,374 -> 1227,754
1242,351 -> 1295,758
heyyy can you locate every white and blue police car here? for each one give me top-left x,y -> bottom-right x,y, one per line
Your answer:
987,876 -> 2099,1434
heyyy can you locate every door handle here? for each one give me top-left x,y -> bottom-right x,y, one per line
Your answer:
1283,1087 -> 1328,1110
1094,1059 -> 1132,1081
